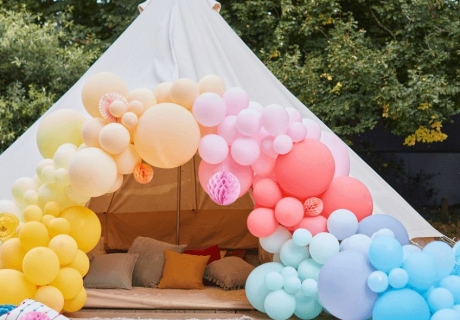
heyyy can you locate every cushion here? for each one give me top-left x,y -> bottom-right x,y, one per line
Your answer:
128,236 -> 187,288
83,253 -> 138,289
158,250 -> 210,289
184,245 -> 221,264
204,256 -> 255,290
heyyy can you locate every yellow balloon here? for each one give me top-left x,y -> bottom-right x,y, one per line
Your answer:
81,72 -> 129,118
34,285 -> 64,312
41,214 -> 55,227
49,267 -> 83,300
153,82 -> 172,103
47,217 -> 71,237
128,88 -> 157,110
22,246 -> 60,286
19,221 -> 50,251
63,287 -> 87,313
198,74 -> 226,95
59,206 -> 101,253
36,109 -> 86,159
64,249 -> 90,277
48,234 -> 78,265
23,205 -> 43,222
44,201 -> 61,217
0,269 -> 37,305
0,238 -> 26,271
134,103 -> 200,168
169,78 -> 199,110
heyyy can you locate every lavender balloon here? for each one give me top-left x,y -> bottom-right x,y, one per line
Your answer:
207,171 -> 240,205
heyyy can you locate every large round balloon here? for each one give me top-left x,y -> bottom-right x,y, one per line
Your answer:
368,235 -> 404,273
275,138 -> 335,200
319,131 -> 350,177
320,176 -> 373,221
36,109 -> 86,159
134,103 -> 200,168
22,247 -> 60,286
0,269 -> 37,305
402,251 -> 437,291
372,288 -> 430,320
317,250 -> 378,320
245,262 -> 284,312
357,214 -> 410,245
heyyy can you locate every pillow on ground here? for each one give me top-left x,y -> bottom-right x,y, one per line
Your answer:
86,236 -> 106,261
128,236 -> 187,287
84,253 -> 138,289
204,256 -> 255,290
158,250 -> 210,289
184,245 -> 221,264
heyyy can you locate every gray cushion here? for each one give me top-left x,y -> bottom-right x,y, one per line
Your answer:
204,256 -> 255,290
84,253 -> 138,289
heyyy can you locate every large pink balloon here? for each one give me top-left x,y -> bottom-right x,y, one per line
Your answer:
247,208 -> 278,238
274,138 -> 335,200
320,131 -> 350,177
320,176 -> 373,221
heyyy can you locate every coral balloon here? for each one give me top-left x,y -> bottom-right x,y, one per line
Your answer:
133,162 -> 154,184
223,87 -> 249,115
81,117 -> 107,148
36,109 -> 86,159
262,104 -> 289,136
0,269 -> 37,305
252,178 -> 283,208
198,134 -> 228,164
128,88 -> 157,109
275,138 -> 335,200
22,247 -> 60,286
207,171 -> 240,205
170,78 -> 199,110
294,216 -> 328,236
192,92 -> 227,127
153,82 -> 173,103
98,123 -> 130,155
320,131 -> 350,177
320,176 -> 373,221
275,197 -> 304,227
134,103 -> 200,168
198,74 -> 226,95
34,286 -> 64,312
247,208 -> 278,238
113,144 -> 142,174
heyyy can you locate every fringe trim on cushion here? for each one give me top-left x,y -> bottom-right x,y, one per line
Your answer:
203,274 -> 244,291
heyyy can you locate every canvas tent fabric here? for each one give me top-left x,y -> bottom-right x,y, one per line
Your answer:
0,0 -> 442,242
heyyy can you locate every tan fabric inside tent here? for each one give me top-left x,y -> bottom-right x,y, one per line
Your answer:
88,155 -> 258,250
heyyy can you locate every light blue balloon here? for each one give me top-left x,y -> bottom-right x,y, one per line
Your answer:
453,304 -> 460,313
372,288 -> 430,320
388,267 -> 409,289
309,232 -> 340,265
292,228 -> 312,246
427,287 -> 454,313
280,239 -> 310,268
439,275 -> 460,304
340,234 -> 372,253
265,271 -> 284,291
264,289 -> 296,320
294,293 -> 323,320
403,244 -> 422,260
281,266 -> 298,279
402,251 -> 437,291
368,235 -> 404,272
326,209 -> 358,240
423,241 -> 456,281
245,262 -> 284,312
431,308 -> 460,320
284,276 -> 301,294
367,270 -> 389,293
297,258 -> 322,281
301,278 -> 318,297
371,228 -> 395,239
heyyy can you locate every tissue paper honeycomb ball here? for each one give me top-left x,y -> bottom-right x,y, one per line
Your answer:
128,88 -> 157,109
63,287 -> 87,312
81,72 -> 129,118
22,247 -> 60,286
134,103 -> 200,168
49,267 -> 83,300
198,74 -> 225,95
65,249 -> 90,277
0,238 -> 26,271
48,234 -> 78,265
0,269 -> 37,305
59,206 -> 101,253
36,109 -> 86,159
207,171 -> 240,205
34,286 -> 64,312
169,78 -> 199,110
133,162 -> 154,184
19,221 -> 50,251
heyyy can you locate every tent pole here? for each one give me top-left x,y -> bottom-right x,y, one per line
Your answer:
176,166 -> 181,245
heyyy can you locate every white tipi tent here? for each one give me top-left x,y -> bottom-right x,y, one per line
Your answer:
0,0 -> 442,243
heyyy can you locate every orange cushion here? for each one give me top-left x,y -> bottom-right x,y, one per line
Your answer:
158,250 -> 210,289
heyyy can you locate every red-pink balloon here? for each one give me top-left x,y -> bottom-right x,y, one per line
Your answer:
320,131 -> 350,177
252,178 -> 283,208
294,215 -> 328,236
198,134 -> 229,164
275,197 -> 304,227
192,92 -> 227,127
262,104 -> 289,136
247,207 -> 278,237
303,118 -> 322,140
207,171 -> 241,205
320,176 -> 373,221
274,138 -> 335,200
223,87 -> 249,115
217,115 -> 240,145
231,137 -> 260,166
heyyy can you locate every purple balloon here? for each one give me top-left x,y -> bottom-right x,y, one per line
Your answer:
357,214 -> 410,245
318,250 -> 378,320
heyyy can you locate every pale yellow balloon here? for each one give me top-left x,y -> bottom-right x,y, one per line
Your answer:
81,72 -> 129,118
53,143 -> 78,169
81,117 -> 107,148
11,177 -> 37,206
34,286 -> 64,312
0,269 -> 37,305
0,238 -> 26,271
59,206 -> 101,253
19,221 -> 50,251
153,82 -> 173,103
37,183 -> 66,208
23,205 -> 43,222
64,249 -> 90,277
63,287 -> 87,313
107,173 -> 123,193
44,201 -> 61,217
49,267 -> 83,300
36,109 -> 86,159
198,74 -> 226,96
170,78 -> 199,110
63,186 -> 91,205
48,234 -> 78,265
128,88 -> 157,110
22,246 -> 60,286
67,147 -> 118,198
47,217 -> 71,237
134,103 -> 200,168
98,123 -> 130,155
23,190 -> 39,206
113,144 -> 141,174
54,168 -> 70,187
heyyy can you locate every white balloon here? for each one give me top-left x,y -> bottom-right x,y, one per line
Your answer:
260,225 -> 293,254
53,143 -> 78,169
0,199 -> 22,218
302,118 -> 322,140
262,104 -> 289,136
11,177 -> 37,205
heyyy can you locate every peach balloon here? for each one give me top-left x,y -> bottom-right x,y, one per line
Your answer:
294,215 -> 328,236
0,269 -> 37,305
81,117 -> 107,148
127,100 -> 144,116
81,72 -> 129,118
121,112 -> 138,129
170,78 -> 199,110
247,207 -> 278,238
128,88 -> 157,110
252,178 -> 283,208
98,123 -> 131,155
198,74 -> 226,95
133,163 -> 154,184
275,197 -> 304,227
134,103 -> 200,168
99,92 -> 128,122
36,109 -> 86,159
153,82 -> 173,103
107,173 -> 124,193
113,144 -> 142,174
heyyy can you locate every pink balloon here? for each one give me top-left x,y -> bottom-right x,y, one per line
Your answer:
247,207 -> 278,238
207,171 -> 241,205
302,118 -> 322,140
252,178 -> 283,208
236,108 -> 262,136
198,134 -> 229,164
286,107 -> 302,123
319,131 -> 350,177
231,137 -> 260,166
262,104 -> 289,136
251,152 -> 277,178
217,115 -> 240,145
294,216 -> 328,236
273,134 -> 293,155
274,138 -> 335,200
275,197 -> 304,227
260,135 -> 277,157
192,92 -> 227,127
223,87 -> 249,115
287,122 -> 307,143
248,101 -> 263,113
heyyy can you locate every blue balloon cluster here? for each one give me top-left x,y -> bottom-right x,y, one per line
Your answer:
0,305 -> 16,317
245,212 -> 460,320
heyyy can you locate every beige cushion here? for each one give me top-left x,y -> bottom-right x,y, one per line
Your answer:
128,236 -> 187,288
204,256 -> 255,290
84,253 -> 138,289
